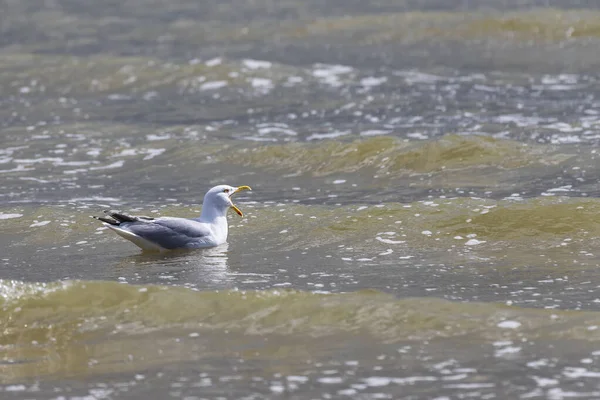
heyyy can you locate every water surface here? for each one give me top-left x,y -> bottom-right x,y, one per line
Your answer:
3,0 -> 600,399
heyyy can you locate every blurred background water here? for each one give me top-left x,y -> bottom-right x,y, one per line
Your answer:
3,0 -> 600,399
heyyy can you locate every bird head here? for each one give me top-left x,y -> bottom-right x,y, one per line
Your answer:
204,185 -> 252,217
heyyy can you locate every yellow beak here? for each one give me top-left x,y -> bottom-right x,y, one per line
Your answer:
229,185 -> 252,217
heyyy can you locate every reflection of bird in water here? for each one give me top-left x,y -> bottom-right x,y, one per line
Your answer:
191,243 -> 231,280
93,185 -> 251,251
115,243 -> 234,289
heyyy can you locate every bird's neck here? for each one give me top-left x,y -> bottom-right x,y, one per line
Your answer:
198,201 -> 228,224
199,205 -> 228,243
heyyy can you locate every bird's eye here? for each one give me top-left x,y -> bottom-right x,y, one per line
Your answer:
223,189 -> 230,193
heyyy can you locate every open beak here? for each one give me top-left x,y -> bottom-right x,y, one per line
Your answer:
229,185 -> 251,217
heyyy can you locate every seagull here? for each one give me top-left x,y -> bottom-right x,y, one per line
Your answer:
93,185 -> 251,252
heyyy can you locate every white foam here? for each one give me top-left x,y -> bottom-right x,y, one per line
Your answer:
395,70 -> 442,84
313,64 -> 353,77
243,136 -> 278,142
563,367 -> 600,378
360,76 -> 387,87
494,114 -> 546,127
376,237 -> 405,244
393,376 -> 438,385
407,132 -> 429,140
107,94 -> 131,101
527,359 -> 551,369
547,388 -> 600,399
532,376 -> 559,387
545,122 -> 582,132
243,59 -> 272,69
14,157 -> 63,164
146,134 -> 171,141
57,161 -> 92,166
90,160 -> 125,170
4,385 -> 26,392
497,320 -> 521,329
465,239 -> 486,246
257,124 -> 297,136
312,64 -> 353,87
287,76 -> 303,83
68,196 -> 121,202
0,165 -> 34,173
87,148 -> 102,157
550,134 -> 582,144
270,384 -> 285,393
360,129 -> 391,137
444,383 -> 495,389
541,74 -> 578,85
205,58 -> 222,67
287,375 -> 308,383
143,149 -> 166,160
0,213 -> 23,219
318,377 -> 343,384
363,377 -> 391,387
116,149 -> 138,157
306,130 -> 350,141
30,220 -> 50,227
545,185 -> 572,193
18,177 -> 49,183
250,78 -> 274,90
200,81 -> 228,90
494,346 -> 521,357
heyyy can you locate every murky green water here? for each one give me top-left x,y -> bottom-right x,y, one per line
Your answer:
3,0 -> 600,399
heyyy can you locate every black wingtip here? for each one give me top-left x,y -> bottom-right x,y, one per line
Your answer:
92,215 -> 120,225
107,211 -> 138,223
93,210 -> 155,225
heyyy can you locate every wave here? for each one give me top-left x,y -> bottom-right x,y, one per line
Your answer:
3,279 -> 600,344
2,279 -> 600,381
222,135 -> 554,176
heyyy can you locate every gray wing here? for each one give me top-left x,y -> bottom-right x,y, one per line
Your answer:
123,217 -> 213,249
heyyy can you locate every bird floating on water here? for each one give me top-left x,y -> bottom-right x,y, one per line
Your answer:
93,185 -> 251,252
